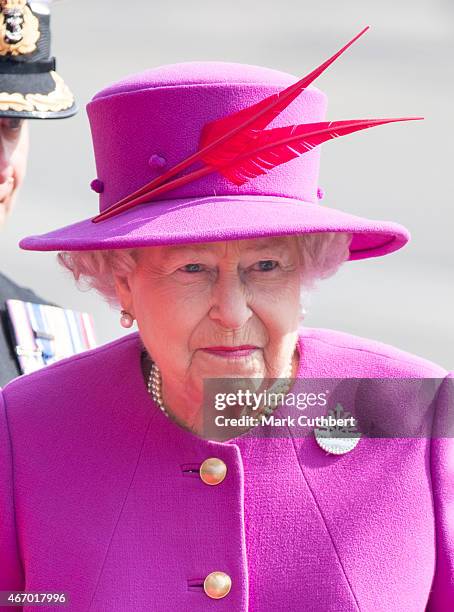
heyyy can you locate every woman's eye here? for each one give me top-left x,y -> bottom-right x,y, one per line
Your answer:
253,260 -> 279,271
1,117 -> 23,136
6,118 -> 22,130
179,263 -> 203,273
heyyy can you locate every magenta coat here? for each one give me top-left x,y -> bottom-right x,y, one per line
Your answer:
1,327 -> 453,611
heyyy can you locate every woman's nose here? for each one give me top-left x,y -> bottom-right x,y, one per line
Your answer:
209,271 -> 252,330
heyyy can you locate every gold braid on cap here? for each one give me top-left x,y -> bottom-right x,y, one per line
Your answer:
0,71 -> 74,112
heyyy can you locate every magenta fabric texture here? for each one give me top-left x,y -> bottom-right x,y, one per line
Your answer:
0,327 -> 453,611
19,61 -> 410,260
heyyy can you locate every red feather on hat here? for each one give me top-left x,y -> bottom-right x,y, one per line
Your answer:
92,26 -> 422,224
202,118 -> 420,186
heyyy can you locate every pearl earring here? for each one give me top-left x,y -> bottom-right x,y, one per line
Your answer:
120,310 -> 134,328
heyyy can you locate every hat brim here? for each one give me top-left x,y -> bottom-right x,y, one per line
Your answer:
0,70 -> 77,119
19,195 -> 410,261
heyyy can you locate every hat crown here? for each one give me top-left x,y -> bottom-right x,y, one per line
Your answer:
92,61 -> 322,100
87,61 -> 328,212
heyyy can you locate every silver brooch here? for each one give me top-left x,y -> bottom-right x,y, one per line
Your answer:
314,403 -> 361,455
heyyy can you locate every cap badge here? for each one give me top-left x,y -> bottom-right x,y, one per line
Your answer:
0,0 -> 40,56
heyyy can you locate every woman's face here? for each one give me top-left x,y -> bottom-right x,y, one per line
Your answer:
115,236 -> 302,405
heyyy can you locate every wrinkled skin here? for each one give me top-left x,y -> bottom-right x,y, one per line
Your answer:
114,236 -> 303,436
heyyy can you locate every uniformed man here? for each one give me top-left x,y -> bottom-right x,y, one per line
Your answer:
0,0 -> 95,386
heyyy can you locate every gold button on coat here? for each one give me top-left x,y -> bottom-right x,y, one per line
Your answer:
203,571 -> 232,599
199,457 -> 227,485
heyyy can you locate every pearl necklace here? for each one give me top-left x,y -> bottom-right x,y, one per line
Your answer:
147,357 -> 295,422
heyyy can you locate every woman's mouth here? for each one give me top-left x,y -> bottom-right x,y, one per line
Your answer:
201,346 -> 259,358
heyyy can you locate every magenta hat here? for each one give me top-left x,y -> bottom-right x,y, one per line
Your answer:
19,27 -> 419,260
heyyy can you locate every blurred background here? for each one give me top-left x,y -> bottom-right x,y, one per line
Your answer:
1,0 -> 453,368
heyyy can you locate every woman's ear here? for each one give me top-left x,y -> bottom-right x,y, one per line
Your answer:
113,274 -> 134,316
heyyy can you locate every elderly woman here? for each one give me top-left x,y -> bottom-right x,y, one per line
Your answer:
1,28 -> 453,611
